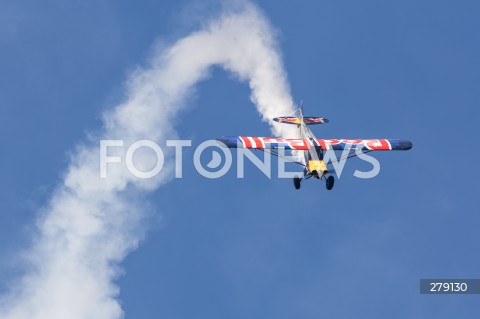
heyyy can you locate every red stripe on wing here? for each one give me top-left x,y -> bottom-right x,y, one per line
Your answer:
240,136 -> 252,148
252,137 -> 262,148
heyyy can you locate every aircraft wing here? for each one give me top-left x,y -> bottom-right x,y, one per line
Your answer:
217,136 -> 413,151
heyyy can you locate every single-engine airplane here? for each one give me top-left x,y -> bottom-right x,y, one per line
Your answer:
217,105 -> 412,190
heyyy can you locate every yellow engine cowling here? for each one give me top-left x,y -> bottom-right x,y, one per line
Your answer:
308,160 -> 328,178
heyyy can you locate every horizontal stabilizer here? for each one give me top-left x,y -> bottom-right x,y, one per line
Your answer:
273,116 -> 329,125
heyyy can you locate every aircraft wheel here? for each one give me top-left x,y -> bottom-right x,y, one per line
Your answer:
293,176 -> 301,190
326,175 -> 334,190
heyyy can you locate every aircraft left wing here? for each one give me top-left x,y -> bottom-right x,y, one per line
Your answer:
217,136 -> 413,151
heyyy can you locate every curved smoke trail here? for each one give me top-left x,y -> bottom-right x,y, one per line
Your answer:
0,2 -> 295,318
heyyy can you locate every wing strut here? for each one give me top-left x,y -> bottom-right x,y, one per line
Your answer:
256,149 -> 306,167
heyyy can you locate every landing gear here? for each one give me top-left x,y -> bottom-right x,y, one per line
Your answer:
326,175 -> 334,190
293,176 -> 301,190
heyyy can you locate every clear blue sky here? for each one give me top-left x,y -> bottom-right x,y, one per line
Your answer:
1,0 -> 479,318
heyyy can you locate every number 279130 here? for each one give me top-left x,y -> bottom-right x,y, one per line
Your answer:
430,282 -> 467,292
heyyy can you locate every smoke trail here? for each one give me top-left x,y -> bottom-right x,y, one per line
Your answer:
0,2 -> 295,319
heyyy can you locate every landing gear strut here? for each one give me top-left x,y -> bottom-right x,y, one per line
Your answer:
326,175 -> 334,190
293,176 -> 301,190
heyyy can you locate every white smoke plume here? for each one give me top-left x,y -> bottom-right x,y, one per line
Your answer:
0,2 -> 295,319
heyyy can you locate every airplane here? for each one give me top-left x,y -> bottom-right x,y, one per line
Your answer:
217,105 -> 412,190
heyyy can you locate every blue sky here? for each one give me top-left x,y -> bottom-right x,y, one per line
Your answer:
1,0 -> 479,318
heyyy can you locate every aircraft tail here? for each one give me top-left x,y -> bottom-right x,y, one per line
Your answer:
273,116 -> 329,125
